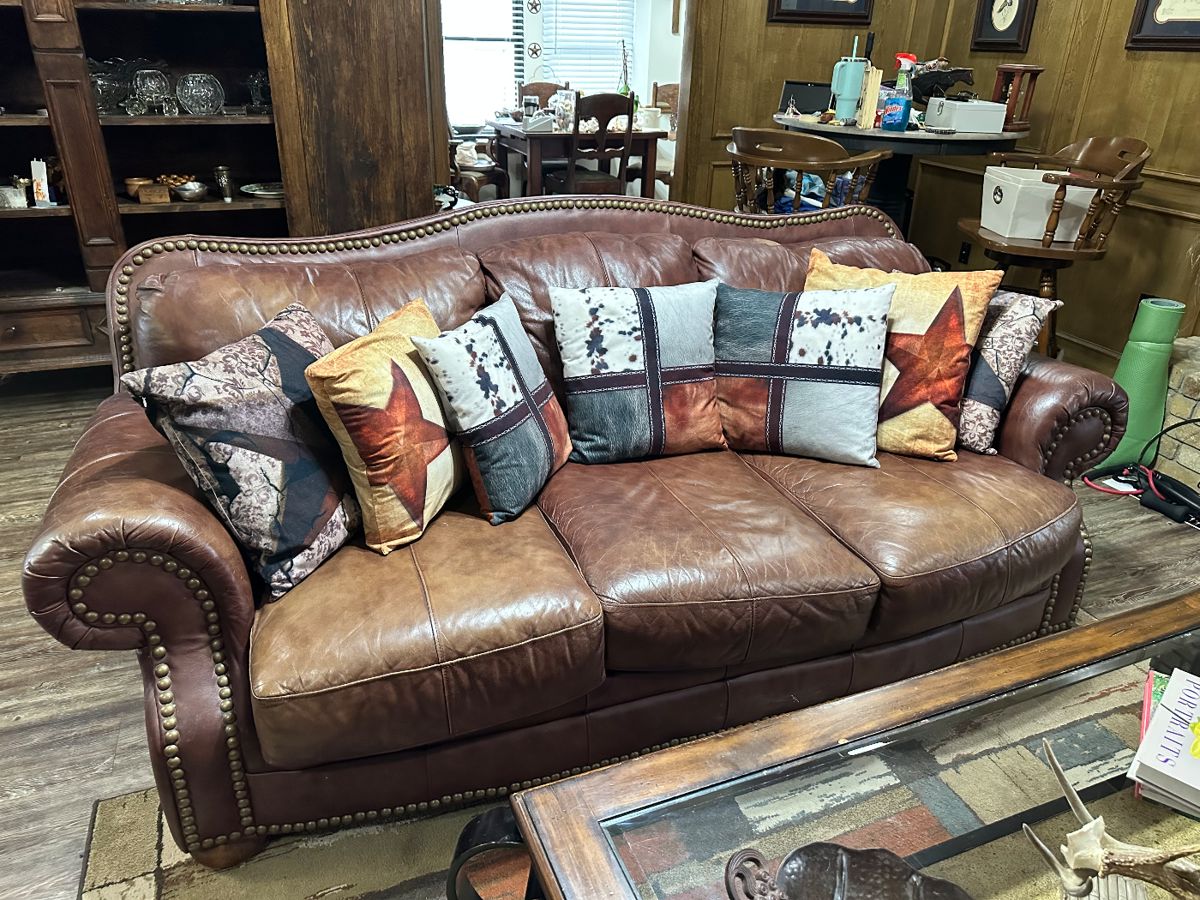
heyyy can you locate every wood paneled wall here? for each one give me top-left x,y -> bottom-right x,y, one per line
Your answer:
676,0 -> 1200,372
907,0 -> 1200,372
676,0 -> 930,213
261,0 -> 449,236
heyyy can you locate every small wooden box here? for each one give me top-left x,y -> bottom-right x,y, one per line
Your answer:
138,184 -> 171,204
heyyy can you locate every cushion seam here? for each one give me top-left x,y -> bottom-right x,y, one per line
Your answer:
409,543 -> 454,736
644,463 -> 756,602
252,610 -> 604,702
890,453 -> 1013,601
342,264 -> 379,332
597,587 -> 876,608
734,454 -> 881,582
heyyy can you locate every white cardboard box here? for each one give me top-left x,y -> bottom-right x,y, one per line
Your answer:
923,98 -> 1007,134
981,166 -> 1094,242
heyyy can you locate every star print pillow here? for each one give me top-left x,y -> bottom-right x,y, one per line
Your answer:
804,250 -> 1001,461
121,304 -> 360,601
306,299 -> 461,554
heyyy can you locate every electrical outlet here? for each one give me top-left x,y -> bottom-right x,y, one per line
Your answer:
958,242 -> 972,264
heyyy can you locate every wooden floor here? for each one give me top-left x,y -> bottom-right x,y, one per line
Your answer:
0,369 -> 1197,899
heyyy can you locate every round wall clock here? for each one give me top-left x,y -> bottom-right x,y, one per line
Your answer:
973,0 -> 1038,52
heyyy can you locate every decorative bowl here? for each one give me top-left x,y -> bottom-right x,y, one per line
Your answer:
171,181 -> 208,201
176,73 -> 225,116
124,176 -> 153,198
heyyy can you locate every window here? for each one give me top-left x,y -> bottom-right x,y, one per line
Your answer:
540,0 -> 636,95
442,0 -> 524,127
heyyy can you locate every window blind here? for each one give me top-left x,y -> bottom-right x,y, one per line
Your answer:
442,0 -> 524,126
541,0 -> 635,95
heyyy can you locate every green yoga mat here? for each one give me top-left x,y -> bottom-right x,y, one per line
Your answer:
1108,297 -> 1187,466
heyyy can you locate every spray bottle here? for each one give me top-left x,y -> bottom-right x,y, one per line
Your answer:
881,53 -> 917,132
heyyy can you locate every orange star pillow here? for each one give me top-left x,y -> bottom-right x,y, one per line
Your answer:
306,300 -> 461,554
804,250 -> 1001,461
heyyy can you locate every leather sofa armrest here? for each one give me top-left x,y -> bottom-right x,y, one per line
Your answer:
996,355 -> 1129,482
23,393 -> 262,855
23,393 -> 255,654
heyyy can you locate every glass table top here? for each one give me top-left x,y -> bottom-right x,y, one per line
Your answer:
601,627 -> 1200,900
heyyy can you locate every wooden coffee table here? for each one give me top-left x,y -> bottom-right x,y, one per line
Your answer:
446,593 -> 1200,899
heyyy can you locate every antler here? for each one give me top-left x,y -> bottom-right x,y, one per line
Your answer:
1026,739 -> 1200,900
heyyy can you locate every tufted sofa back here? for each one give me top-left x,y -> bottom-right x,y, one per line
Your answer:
115,197 -> 928,383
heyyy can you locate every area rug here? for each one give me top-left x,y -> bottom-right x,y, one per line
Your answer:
82,663 -> 1191,900
78,796 -> 527,900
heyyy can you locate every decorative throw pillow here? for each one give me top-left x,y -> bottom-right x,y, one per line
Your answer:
804,249 -> 1002,461
714,283 -> 896,466
121,304 -> 359,601
548,280 -> 727,463
305,300 -> 461,554
412,295 -> 571,524
959,290 -> 1061,454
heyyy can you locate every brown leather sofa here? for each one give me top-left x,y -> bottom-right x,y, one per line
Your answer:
23,197 -> 1128,868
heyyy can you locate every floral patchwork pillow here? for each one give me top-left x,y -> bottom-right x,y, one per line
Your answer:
959,290 -> 1061,454
121,304 -> 359,601
548,280 -> 727,463
412,295 -> 572,524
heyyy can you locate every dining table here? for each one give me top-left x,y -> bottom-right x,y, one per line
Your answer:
485,116 -> 670,198
773,112 -> 1024,233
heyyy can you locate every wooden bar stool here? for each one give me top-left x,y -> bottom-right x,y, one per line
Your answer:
958,136 -> 1151,357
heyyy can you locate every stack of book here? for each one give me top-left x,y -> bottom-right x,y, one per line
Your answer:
1128,667 -> 1200,816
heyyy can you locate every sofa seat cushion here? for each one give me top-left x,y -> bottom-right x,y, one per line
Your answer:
537,450 -> 880,672
250,495 -> 605,769
743,451 -> 1081,645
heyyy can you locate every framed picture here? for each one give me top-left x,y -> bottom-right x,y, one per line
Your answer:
971,0 -> 1039,52
766,0 -> 873,25
1127,0 -> 1200,50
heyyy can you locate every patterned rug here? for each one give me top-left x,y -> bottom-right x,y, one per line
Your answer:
78,795 -> 526,900
81,663 -> 1198,900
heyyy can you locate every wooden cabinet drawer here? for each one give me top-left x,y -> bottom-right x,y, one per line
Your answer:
0,308 -> 94,353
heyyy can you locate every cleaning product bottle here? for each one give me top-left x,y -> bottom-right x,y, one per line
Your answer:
881,53 -> 917,132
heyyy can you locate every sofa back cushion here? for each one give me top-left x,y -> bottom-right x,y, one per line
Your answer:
130,247 -> 486,369
693,236 -> 930,292
477,232 -> 700,396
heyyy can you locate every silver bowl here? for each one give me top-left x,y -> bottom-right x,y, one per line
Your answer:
172,181 -> 208,201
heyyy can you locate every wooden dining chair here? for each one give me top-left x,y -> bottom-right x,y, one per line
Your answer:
545,92 -> 635,195
650,82 -> 679,117
450,134 -> 508,202
726,127 -> 890,214
516,80 -> 569,110
958,136 -> 1151,356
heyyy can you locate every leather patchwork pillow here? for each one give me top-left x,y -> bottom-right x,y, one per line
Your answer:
715,283 -> 896,466
305,300 -> 461,554
412,295 -> 571,524
959,290 -> 1061,454
804,249 -> 1001,461
121,304 -> 360,601
549,281 -> 727,463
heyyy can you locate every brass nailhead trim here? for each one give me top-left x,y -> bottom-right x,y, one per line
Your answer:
113,199 -> 896,369
1040,406 -> 1115,484
65,551 -> 249,854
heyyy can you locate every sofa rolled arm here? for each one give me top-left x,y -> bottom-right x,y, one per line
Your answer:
23,392 -> 262,857
996,355 -> 1129,482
